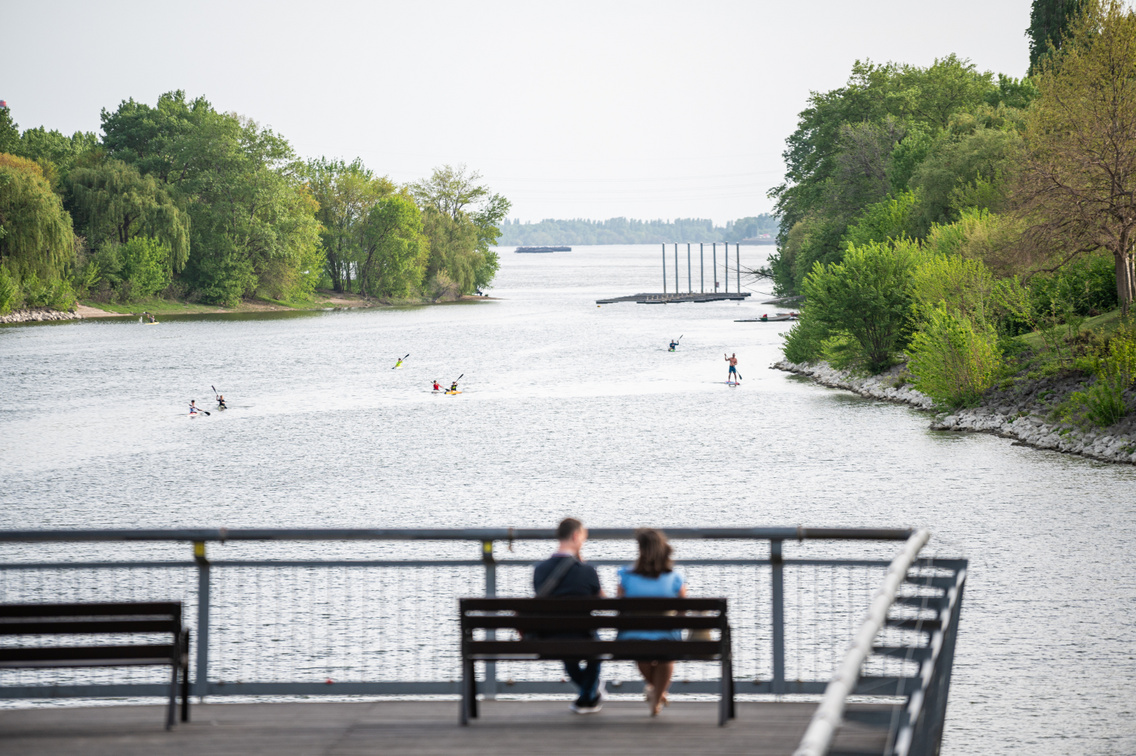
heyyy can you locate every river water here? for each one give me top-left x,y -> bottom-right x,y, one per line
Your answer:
1,245 -> 1134,754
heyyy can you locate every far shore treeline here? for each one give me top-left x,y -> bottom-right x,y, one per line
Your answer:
497,215 -> 778,246
772,0 -> 1136,428
0,91 -> 509,313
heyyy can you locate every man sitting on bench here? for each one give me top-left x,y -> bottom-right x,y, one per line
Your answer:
532,518 -> 605,714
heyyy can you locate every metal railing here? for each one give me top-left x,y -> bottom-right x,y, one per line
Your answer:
0,526 -> 964,753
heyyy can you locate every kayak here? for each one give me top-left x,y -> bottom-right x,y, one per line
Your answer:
445,390 -> 462,395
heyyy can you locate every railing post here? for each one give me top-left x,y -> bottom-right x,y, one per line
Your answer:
736,243 -> 741,294
771,539 -> 785,694
193,541 -> 210,701
700,242 -> 704,293
674,243 -> 679,298
482,540 -> 498,699
713,243 -> 718,291
687,243 -> 692,293
661,243 -> 666,294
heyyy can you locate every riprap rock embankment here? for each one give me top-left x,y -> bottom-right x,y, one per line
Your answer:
774,360 -> 1136,466
0,308 -> 82,324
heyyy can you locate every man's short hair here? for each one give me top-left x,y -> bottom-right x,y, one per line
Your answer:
557,518 -> 583,541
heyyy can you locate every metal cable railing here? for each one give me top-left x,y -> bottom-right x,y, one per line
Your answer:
0,524 -> 962,749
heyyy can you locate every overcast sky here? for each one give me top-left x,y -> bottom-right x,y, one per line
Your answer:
2,0 -> 1033,223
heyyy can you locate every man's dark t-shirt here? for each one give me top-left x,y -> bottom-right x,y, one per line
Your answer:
533,555 -> 601,597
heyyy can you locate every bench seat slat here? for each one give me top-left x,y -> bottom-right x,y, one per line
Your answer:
465,639 -> 723,659
463,615 -> 725,631
0,619 -> 183,635
461,598 -> 726,612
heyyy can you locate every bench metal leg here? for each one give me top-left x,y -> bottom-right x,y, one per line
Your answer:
166,660 -> 178,730
181,630 -> 191,722
460,657 -> 475,725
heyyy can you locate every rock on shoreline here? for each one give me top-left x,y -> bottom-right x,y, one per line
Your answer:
773,359 -> 1136,466
0,308 -> 83,324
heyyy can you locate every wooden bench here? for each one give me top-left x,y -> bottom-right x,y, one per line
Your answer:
459,597 -> 734,726
0,602 -> 191,729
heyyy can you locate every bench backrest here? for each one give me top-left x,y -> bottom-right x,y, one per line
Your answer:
460,597 -> 728,635
0,602 -> 184,637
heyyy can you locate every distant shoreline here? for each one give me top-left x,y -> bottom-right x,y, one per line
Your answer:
0,292 -> 497,326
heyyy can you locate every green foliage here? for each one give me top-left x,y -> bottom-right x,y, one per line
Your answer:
842,190 -> 920,250
1030,253 -> 1118,317
1060,322 -> 1136,426
1028,0 -> 1087,73
68,158 -> 189,270
908,306 -> 1002,406
359,194 -> 428,298
411,165 -> 510,295
0,264 -> 17,314
14,127 -> 100,186
910,253 -> 995,323
0,107 -> 19,154
118,237 -> 172,299
0,153 -> 74,284
799,239 -> 923,373
781,310 -> 828,364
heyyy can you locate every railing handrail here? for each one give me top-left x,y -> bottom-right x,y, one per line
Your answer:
791,529 -> 931,756
0,526 -> 917,543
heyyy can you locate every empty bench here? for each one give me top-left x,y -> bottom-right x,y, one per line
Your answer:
0,602 -> 191,729
460,597 -> 734,725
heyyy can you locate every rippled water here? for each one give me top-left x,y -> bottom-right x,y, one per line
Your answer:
1,245 -> 1134,754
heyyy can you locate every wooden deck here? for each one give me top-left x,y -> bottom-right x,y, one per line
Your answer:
0,699 -> 895,756
595,292 -> 751,304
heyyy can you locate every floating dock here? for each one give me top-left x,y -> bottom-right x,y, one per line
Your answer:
735,314 -> 797,322
596,292 -> 751,305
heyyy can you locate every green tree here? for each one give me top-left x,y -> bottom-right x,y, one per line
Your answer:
117,236 -> 172,299
359,194 -> 428,298
68,158 -> 189,271
1014,0 -> 1136,314
0,154 -> 74,282
1028,0 -> 1087,74
799,239 -> 923,372
303,157 -> 394,292
15,127 -> 100,187
410,165 -> 509,294
0,106 -> 18,155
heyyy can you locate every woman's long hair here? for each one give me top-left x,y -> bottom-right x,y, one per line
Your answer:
632,528 -> 673,578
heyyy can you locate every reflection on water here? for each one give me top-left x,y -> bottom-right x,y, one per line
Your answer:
1,245 -> 1134,755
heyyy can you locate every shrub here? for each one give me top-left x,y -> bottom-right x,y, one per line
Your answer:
118,237 -> 171,299
1061,323 -> 1136,427
800,239 -> 923,373
908,306 -> 1002,406
781,311 -> 827,364
0,264 -> 18,314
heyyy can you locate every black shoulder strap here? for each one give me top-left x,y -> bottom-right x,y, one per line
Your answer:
536,556 -> 577,597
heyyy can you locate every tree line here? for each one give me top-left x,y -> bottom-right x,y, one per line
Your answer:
0,91 -> 509,313
778,0 -> 1136,422
496,215 -> 778,246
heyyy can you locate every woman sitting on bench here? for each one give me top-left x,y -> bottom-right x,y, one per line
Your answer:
617,528 -> 686,717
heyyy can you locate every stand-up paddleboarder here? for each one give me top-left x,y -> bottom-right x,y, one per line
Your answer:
725,353 -> 740,384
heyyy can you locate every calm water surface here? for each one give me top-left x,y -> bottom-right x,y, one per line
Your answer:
1,245 -> 1134,754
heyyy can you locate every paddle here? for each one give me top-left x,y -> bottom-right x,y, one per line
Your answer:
190,403 -> 210,417
392,353 -> 410,369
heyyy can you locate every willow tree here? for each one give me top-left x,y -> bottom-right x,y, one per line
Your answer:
0,153 -> 74,280
68,158 -> 190,271
1015,0 -> 1136,314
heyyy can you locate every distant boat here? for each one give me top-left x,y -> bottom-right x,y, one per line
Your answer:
515,246 -> 570,253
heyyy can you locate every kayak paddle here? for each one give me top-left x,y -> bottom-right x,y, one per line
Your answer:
392,353 -> 410,369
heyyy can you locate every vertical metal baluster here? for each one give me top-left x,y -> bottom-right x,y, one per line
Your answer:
771,539 -> 785,694
661,243 -> 666,294
193,541 -> 210,701
483,540 -> 497,699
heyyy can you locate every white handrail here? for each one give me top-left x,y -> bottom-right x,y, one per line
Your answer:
792,528 -> 931,756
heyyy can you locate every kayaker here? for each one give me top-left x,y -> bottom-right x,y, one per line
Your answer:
450,380 -> 459,393
394,357 -> 404,369
724,353 -> 740,383
216,394 -> 227,409
432,380 -> 441,392
189,400 -> 198,415
669,339 -> 678,352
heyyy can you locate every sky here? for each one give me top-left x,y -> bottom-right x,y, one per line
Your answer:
1,0 -> 1034,224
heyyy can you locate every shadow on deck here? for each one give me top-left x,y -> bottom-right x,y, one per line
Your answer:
0,700 -> 897,756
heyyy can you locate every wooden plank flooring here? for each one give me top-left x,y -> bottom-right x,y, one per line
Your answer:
0,699 -> 894,756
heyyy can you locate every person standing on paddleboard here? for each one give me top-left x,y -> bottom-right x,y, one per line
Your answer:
725,353 -> 740,384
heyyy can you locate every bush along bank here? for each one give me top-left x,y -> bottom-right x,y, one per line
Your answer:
774,358 -> 1136,466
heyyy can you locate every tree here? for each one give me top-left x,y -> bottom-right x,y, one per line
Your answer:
0,154 -> 74,281
15,127 -> 99,186
68,158 -> 189,271
0,106 -> 20,155
410,165 -> 510,294
303,157 -> 394,292
1028,0 -> 1087,74
1014,0 -> 1136,314
358,194 -> 428,298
